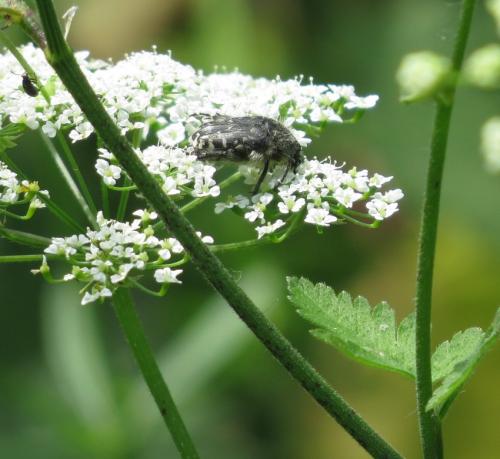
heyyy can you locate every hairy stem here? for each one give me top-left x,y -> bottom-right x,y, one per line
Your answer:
415,1 -> 476,457
34,2 -> 402,456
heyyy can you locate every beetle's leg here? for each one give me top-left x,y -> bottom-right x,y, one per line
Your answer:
252,159 -> 270,195
275,162 -> 291,189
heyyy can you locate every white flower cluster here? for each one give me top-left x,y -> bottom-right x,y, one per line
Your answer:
0,160 -> 47,211
0,44 -> 378,148
96,145 -> 220,198
2,43 -> 402,297
215,159 -> 403,238
43,210 -> 212,305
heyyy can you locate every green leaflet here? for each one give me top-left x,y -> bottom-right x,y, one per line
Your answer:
427,308 -> 500,417
287,276 -> 416,378
431,327 -> 485,383
0,123 -> 25,152
287,277 -> 498,415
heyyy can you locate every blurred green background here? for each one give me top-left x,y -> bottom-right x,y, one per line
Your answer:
1,0 -> 499,458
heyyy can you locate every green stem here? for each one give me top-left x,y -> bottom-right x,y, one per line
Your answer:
100,181 -> 110,218
36,191 -> 85,233
108,184 -> 137,192
0,207 -> 32,220
111,289 -> 199,459
0,31 -> 36,76
0,254 -> 55,263
116,177 -> 132,221
34,3 -> 402,456
414,1 -> 476,458
56,131 -> 98,216
210,238 -> 271,253
274,210 -> 304,243
40,132 -> 98,228
0,152 -> 83,232
128,278 -> 168,297
0,227 -> 51,248
333,211 -> 377,229
116,130 -> 142,221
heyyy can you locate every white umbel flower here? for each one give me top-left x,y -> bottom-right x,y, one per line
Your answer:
95,159 -> 122,185
304,208 -> 337,227
154,267 -> 183,284
41,210 -> 210,304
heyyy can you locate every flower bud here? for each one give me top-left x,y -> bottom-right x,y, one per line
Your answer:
464,44 -> 500,89
487,0 -> 500,35
481,117 -> 500,173
396,51 -> 452,102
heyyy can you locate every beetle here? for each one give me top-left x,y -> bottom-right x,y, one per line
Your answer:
21,73 -> 39,97
190,114 -> 303,194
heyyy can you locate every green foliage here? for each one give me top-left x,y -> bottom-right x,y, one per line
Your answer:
431,327 -> 484,383
427,308 -> 500,417
42,75 -> 58,97
287,277 -> 500,414
287,276 -> 416,378
0,123 -> 25,152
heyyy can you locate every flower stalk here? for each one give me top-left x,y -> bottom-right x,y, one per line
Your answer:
33,1 -> 402,457
112,288 -> 200,459
414,0 -> 476,457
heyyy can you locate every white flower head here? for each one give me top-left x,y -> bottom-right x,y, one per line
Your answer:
42,209 -> 192,303
154,267 -> 183,284
96,158 -> 122,186
158,123 -> 186,146
304,208 -> 337,227
366,199 -> 400,221
215,195 -> 250,214
256,219 -> 286,239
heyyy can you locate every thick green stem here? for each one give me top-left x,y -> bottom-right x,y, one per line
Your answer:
112,289 -> 199,459
34,2 -> 402,456
414,1 -> 476,458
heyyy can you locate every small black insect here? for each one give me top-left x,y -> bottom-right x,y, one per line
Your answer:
21,73 -> 39,97
191,115 -> 304,194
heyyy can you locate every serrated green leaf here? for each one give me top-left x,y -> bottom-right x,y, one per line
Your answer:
287,276 -> 416,378
287,276 -> 494,389
0,123 -> 26,152
431,327 -> 484,383
427,308 -> 500,417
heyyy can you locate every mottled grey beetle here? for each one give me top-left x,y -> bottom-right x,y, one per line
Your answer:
191,114 -> 303,194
